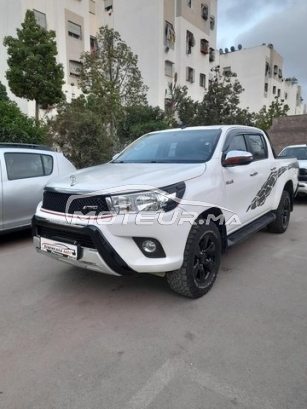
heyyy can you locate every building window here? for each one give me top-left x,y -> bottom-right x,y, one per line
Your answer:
200,39 -> 209,55
223,66 -> 231,76
69,60 -> 82,77
277,89 -> 281,97
165,60 -> 173,77
265,62 -> 271,76
187,0 -> 192,8
33,10 -> 47,29
186,31 -> 195,54
68,21 -> 82,39
201,3 -> 209,20
89,0 -> 96,15
90,36 -> 98,54
209,47 -> 215,62
165,21 -> 175,50
278,68 -> 282,79
186,67 -> 195,83
210,16 -> 215,30
284,92 -> 288,100
199,73 -> 206,88
273,86 -> 276,94
273,65 -> 278,75
264,83 -> 268,92
104,0 -> 113,12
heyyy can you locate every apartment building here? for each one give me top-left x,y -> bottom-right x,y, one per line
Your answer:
0,0 -> 217,117
1,1 -> 303,118
217,44 -> 306,115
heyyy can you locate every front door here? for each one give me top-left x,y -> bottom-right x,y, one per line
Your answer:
221,130 -> 274,233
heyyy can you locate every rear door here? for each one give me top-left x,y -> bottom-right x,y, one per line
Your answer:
244,132 -> 276,215
2,151 -> 55,231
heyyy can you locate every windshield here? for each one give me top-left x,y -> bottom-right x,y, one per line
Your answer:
113,129 -> 221,163
280,147 -> 307,160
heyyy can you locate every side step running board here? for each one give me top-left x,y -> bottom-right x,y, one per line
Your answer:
227,212 -> 276,247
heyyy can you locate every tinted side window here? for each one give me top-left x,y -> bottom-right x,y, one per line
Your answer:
223,134 -> 247,155
41,154 -> 54,175
5,153 -> 53,180
246,134 -> 267,160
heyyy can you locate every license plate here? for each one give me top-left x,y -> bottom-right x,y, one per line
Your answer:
40,237 -> 78,260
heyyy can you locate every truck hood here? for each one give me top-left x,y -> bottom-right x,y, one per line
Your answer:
45,162 -> 207,193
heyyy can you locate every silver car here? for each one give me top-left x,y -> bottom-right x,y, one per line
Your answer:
0,143 -> 76,234
279,144 -> 307,196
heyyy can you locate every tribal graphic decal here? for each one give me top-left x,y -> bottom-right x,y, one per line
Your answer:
247,162 -> 298,212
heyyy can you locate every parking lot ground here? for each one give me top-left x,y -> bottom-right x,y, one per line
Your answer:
0,201 -> 307,409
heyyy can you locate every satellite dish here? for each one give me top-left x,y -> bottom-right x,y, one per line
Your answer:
230,46 -> 235,52
238,44 -> 242,50
225,48 -> 229,53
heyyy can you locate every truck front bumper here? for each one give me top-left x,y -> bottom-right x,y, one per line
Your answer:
32,214 -> 188,276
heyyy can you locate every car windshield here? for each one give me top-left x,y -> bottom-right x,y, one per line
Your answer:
113,129 -> 221,163
280,147 -> 307,160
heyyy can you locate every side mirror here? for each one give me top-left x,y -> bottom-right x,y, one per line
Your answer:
222,150 -> 253,167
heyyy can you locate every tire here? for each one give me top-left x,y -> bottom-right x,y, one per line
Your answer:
267,190 -> 291,234
166,221 -> 222,299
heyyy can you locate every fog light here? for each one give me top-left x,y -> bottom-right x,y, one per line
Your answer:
142,240 -> 157,253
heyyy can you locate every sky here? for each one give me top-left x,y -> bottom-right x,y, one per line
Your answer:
216,0 -> 307,101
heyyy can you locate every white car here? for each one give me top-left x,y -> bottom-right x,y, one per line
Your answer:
279,144 -> 307,196
0,143 -> 75,234
33,126 -> 298,298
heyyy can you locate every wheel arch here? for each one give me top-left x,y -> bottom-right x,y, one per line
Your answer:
198,207 -> 227,252
283,180 -> 294,211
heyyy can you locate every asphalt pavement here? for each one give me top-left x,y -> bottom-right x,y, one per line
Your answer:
0,200 -> 307,409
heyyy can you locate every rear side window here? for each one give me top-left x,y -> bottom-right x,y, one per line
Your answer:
5,153 -> 54,180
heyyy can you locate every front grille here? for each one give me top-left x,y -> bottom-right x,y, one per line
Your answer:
37,225 -> 95,249
299,168 -> 307,176
42,191 -> 110,215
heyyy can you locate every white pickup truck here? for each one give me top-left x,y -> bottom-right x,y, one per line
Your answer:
32,125 -> 299,298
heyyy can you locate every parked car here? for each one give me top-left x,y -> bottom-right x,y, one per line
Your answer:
0,143 -> 75,234
279,144 -> 307,196
33,126 -> 298,298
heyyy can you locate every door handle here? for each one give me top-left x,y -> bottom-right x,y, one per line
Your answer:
250,171 -> 258,176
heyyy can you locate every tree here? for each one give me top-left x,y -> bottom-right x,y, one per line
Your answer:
48,96 -> 113,169
3,10 -> 64,120
194,66 -> 253,126
0,81 -> 9,102
254,97 -> 290,130
0,101 -> 46,144
79,26 -> 148,147
164,76 -> 199,126
117,105 -> 168,146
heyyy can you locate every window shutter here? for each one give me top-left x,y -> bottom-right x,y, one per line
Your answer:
33,10 -> 47,29
68,21 -> 82,37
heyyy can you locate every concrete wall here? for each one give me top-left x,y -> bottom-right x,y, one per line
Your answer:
268,114 -> 307,154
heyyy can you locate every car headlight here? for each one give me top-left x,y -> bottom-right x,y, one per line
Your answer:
105,182 -> 185,214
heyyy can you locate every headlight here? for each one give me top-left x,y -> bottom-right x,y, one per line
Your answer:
106,182 -> 185,214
